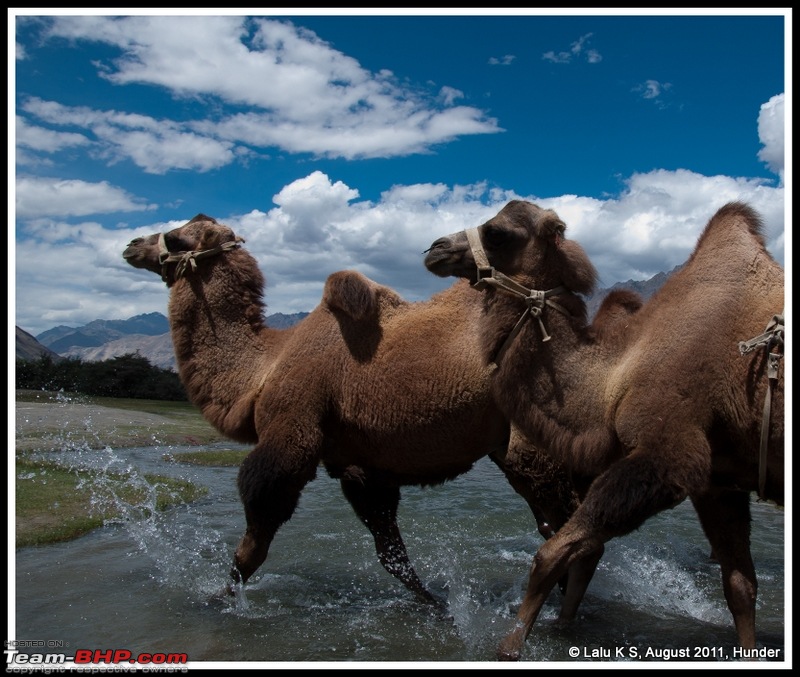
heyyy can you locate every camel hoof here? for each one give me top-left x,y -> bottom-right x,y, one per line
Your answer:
497,648 -> 521,662
415,590 -> 451,621
208,582 -> 236,603
497,630 -> 524,661
551,616 -> 572,630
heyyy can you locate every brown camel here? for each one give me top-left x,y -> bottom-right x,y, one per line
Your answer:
122,213 -> 597,611
424,200 -> 784,659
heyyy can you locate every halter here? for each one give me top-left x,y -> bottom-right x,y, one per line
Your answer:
157,232 -> 243,283
739,311 -> 784,500
465,226 -> 571,363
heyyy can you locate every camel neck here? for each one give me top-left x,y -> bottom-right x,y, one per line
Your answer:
487,291 -> 620,476
167,250 -> 282,443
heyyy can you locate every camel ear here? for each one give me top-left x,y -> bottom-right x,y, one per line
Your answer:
534,209 -> 566,247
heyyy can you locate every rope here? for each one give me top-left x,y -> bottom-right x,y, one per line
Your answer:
739,312 -> 784,500
158,232 -> 242,283
465,226 -> 570,361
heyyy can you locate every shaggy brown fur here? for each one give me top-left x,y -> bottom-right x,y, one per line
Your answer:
425,200 -> 784,659
123,213 -> 590,609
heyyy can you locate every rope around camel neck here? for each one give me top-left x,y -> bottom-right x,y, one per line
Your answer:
465,226 -> 571,363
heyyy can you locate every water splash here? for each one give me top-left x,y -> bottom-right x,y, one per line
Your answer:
28,427 -> 236,602
592,541 -> 729,626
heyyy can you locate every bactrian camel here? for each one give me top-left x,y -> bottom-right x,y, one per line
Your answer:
424,200 -> 784,660
122,213 -> 603,613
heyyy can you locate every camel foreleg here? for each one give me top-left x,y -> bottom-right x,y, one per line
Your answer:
497,521 -> 604,660
498,448 -> 695,660
229,443 -> 318,590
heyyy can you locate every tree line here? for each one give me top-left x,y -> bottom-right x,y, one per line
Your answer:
15,353 -> 187,401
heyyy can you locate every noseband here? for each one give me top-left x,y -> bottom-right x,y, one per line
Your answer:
158,232 -> 243,283
465,226 -> 571,363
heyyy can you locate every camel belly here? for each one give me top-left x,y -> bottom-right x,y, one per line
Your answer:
321,407 -> 509,481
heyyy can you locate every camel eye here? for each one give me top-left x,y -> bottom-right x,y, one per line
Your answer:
483,226 -> 507,247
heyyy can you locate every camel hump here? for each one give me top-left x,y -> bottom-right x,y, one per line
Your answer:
699,201 -> 767,249
590,288 -> 643,337
323,270 -> 406,321
186,213 -> 218,225
597,289 -> 643,316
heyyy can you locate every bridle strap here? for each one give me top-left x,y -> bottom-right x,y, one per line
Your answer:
158,232 -> 242,283
465,227 -> 571,359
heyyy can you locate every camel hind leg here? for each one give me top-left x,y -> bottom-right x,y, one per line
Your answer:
340,475 -> 441,608
690,489 -> 757,649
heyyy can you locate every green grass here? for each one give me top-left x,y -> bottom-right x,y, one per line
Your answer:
15,456 -> 209,548
15,390 -> 228,453
14,392 -> 228,547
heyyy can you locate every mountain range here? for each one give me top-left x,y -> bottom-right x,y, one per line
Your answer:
16,267 -> 676,371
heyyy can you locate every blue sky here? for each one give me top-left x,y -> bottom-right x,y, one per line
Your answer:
11,10 -> 788,338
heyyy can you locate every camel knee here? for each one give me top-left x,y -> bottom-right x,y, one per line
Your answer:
232,529 -> 270,584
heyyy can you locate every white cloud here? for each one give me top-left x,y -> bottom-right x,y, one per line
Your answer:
757,93 -> 784,183
543,169 -> 784,286
439,86 -> 464,106
542,33 -> 601,64
15,177 -> 155,218
14,165 -> 784,337
16,116 -> 90,152
633,79 -> 673,105
19,98 -> 238,174
488,55 -> 515,66
28,15 -> 501,164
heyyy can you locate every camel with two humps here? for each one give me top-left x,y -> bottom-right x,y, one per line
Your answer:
424,200 -> 784,659
122,213 -> 611,615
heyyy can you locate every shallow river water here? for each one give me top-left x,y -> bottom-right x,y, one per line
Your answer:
13,441 -> 787,668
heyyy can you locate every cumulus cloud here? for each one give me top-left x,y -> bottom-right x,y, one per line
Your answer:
15,165 -> 784,336
543,169 -> 784,285
15,116 -> 90,153
21,15 -> 501,166
757,93 -> 784,183
14,223 -> 169,330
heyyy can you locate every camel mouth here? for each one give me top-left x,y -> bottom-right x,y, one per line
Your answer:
122,246 -> 141,262
424,247 -> 473,279
122,245 -> 155,270
423,252 -> 455,277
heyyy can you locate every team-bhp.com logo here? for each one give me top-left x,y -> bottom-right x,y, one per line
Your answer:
6,648 -> 188,667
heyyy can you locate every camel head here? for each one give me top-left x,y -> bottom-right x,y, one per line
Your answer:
123,213 -> 244,285
424,200 -> 598,297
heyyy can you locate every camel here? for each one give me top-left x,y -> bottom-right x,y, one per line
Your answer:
122,213 -> 596,612
424,200 -> 784,660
